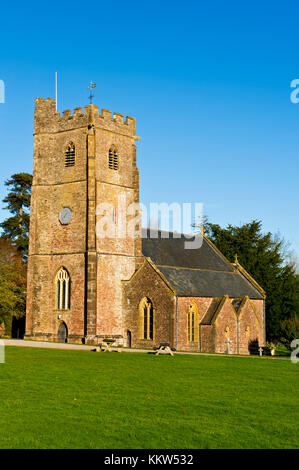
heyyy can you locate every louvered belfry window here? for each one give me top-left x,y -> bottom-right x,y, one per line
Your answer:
108,147 -> 118,170
65,142 -> 75,167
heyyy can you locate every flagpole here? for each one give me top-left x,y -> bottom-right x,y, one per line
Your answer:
55,72 -> 58,112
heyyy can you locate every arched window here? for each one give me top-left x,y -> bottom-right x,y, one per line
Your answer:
65,142 -> 75,167
138,297 -> 154,340
187,302 -> 199,342
56,268 -> 70,310
108,146 -> 118,170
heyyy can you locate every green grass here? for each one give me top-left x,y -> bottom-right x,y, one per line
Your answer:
0,346 -> 298,449
275,343 -> 292,357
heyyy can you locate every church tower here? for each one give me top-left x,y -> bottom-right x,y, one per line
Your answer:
25,97 -> 142,344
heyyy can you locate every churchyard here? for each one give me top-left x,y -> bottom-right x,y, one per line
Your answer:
0,346 -> 298,449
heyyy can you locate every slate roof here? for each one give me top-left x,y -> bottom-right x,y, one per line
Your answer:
200,298 -> 223,324
142,229 -> 234,272
141,229 -> 264,300
232,298 -> 243,312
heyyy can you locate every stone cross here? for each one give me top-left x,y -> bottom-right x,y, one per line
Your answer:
225,337 -> 232,354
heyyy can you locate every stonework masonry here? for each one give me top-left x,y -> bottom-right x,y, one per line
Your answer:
123,259 -> 176,349
125,262 -> 264,353
26,98 -> 141,345
26,97 -> 265,354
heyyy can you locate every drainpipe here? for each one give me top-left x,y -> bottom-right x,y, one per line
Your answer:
200,324 -> 202,352
263,299 -> 266,346
236,317 -> 240,354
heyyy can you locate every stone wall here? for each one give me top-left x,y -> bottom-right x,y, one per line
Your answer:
123,259 -> 176,349
213,297 -> 238,353
26,97 -> 141,344
177,295 -> 264,354
26,253 -> 85,342
93,113 -> 141,345
200,325 -> 215,352
177,297 -> 211,351
237,298 -> 264,354
26,99 -> 88,342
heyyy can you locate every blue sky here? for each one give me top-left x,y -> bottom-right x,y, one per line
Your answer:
0,1 -> 298,256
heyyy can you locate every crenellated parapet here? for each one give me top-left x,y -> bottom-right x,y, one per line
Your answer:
34,97 -> 136,137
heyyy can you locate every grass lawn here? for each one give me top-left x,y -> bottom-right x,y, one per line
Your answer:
0,346 -> 298,449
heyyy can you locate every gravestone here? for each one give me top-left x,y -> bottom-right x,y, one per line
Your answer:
225,338 -> 232,354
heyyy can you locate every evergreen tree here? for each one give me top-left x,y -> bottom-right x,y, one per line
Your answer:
0,173 -> 32,256
200,219 -> 299,342
0,238 -> 26,333
280,316 -> 299,347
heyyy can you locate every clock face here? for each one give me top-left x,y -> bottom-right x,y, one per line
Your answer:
59,207 -> 72,225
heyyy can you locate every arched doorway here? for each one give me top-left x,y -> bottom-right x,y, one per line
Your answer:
58,322 -> 68,343
11,316 -> 25,339
127,330 -> 132,348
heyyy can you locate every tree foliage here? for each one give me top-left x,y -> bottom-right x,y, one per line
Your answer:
202,219 -> 299,342
0,238 -> 26,333
280,317 -> 299,348
0,173 -> 32,256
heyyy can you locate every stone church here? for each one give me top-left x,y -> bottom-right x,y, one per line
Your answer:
25,97 -> 266,354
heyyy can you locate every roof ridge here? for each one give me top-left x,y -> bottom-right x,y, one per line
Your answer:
142,227 -> 200,238
232,261 -> 266,297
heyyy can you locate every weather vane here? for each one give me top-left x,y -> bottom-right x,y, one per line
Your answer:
88,80 -> 96,104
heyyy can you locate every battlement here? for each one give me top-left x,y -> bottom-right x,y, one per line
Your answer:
34,97 -> 136,137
